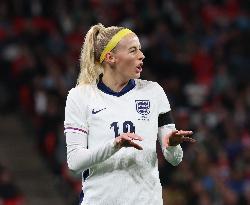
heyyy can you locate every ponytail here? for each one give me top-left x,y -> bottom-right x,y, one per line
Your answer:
77,23 -> 104,85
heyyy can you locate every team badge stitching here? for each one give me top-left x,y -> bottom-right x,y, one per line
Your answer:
135,100 -> 150,120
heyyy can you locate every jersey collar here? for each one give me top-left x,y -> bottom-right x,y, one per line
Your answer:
97,75 -> 136,97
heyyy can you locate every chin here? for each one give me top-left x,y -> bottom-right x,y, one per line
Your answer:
133,73 -> 141,79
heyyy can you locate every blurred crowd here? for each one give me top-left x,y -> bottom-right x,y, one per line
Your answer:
0,164 -> 23,205
0,0 -> 249,204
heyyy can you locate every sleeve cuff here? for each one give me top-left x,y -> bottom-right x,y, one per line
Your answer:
164,144 -> 183,166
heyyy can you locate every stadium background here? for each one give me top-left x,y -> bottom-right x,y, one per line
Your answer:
0,0 -> 249,204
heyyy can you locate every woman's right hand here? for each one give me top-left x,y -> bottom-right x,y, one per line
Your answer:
114,133 -> 144,150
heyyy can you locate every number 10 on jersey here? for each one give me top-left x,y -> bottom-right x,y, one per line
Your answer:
110,121 -> 135,138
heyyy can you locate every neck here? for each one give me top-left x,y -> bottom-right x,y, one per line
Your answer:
102,72 -> 130,92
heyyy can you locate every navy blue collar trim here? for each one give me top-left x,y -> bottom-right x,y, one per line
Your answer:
97,77 -> 136,97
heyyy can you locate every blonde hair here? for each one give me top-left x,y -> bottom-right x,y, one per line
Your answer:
77,23 -> 124,85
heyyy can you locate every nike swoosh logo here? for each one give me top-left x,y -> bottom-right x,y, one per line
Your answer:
92,108 -> 107,114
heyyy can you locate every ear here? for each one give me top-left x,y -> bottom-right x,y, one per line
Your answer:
104,52 -> 116,64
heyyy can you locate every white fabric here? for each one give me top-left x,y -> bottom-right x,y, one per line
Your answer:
66,132 -> 119,174
158,124 -> 183,166
64,79 -> 183,205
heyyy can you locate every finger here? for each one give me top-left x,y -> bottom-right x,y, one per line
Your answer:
128,140 -> 143,150
119,134 -> 142,146
177,130 -> 193,136
171,130 -> 178,135
120,134 -> 133,142
127,133 -> 144,141
178,130 -> 193,135
181,137 -> 196,143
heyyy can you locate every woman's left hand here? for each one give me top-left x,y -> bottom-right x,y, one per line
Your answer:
164,130 -> 196,147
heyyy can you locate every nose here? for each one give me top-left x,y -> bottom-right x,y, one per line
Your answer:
138,49 -> 145,61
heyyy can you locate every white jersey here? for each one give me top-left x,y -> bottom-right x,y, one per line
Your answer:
64,79 -> 181,205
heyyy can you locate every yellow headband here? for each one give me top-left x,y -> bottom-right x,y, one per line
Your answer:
99,28 -> 133,63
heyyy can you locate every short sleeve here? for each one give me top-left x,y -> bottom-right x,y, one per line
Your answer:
64,88 -> 88,135
156,83 -> 171,115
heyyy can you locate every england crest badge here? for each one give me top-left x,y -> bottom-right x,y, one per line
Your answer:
135,100 -> 150,120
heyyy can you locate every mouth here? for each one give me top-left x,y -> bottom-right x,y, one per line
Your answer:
136,63 -> 143,73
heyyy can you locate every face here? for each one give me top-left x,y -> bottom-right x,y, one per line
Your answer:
110,33 -> 145,80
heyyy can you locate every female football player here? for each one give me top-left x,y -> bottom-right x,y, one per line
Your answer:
64,23 -> 195,205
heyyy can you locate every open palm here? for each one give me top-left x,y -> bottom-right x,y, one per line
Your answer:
164,130 -> 196,147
